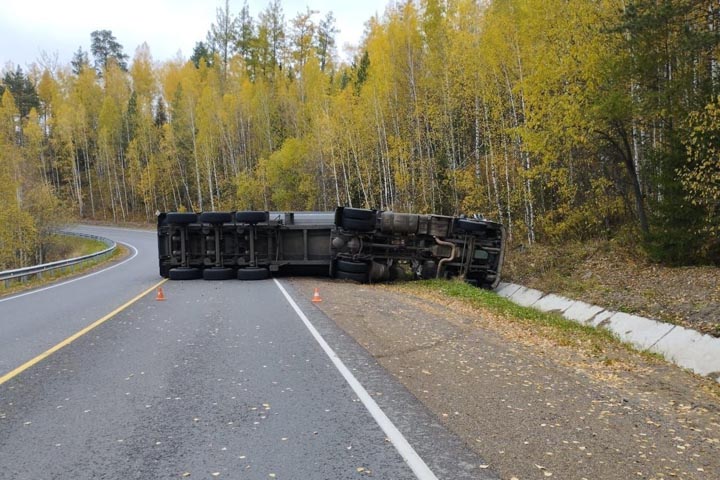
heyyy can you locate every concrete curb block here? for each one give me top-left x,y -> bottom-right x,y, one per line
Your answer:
495,282 -> 521,298
531,294 -> 574,314
587,310 -> 614,328
563,301 -> 605,324
606,312 -> 675,350
507,286 -> 544,307
494,282 -> 720,383
651,326 -> 720,379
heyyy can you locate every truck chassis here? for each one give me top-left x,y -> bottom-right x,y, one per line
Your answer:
157,207 -> 504,289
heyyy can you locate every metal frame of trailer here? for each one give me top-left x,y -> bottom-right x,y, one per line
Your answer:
157,207 -> 505,288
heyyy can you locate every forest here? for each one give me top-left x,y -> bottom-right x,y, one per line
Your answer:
1,0 -> 719,270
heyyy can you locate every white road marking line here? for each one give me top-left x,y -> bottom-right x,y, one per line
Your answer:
273,278 -> 439,480
0,243 -> 139,304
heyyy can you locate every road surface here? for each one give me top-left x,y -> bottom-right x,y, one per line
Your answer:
0,225 -> 495,479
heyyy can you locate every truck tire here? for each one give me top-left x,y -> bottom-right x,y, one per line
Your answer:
169,267 -> 202,280
203,267 -> 235,280
236,211 -> 268,224
420,261 -> 438,279
342,207 -> 376,220
336,270 -> 368,283
166,213 -> 197,225
199,212 -> 233,224
237,267 -> 270,280
455,218 -> 487,233
341,217 -> 375,231
160,264 -> 170,278
336,259 -> 370,273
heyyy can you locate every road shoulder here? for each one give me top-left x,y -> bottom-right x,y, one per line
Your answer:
289,277 -> 720,480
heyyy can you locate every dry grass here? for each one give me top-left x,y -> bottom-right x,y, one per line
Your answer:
0,241 -> 125,298
503,239 -> 720,337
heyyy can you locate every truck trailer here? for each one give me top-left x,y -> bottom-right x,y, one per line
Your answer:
157,207 -> 504,289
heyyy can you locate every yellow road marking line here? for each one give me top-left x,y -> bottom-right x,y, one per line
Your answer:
0,278 -> 168,386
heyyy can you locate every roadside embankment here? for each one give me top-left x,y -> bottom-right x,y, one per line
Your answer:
496,282 -> 720,382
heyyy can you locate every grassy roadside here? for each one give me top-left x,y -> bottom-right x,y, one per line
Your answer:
504,239 -> 720,337
44,233 -> 109,259
394,278 -> 665,364
394,278 -> 720,399
0,237 -> 126,298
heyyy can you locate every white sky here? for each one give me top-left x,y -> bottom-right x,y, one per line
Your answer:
0,0 -> 390,70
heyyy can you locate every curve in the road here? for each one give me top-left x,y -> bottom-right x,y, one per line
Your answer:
0,225 -> 498,480
0,242 -> 139,305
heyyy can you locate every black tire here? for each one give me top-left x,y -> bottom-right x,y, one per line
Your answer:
455,218 -> 487,233
342,207 -> 376,220
237,267 -> 270,280
336,259 -> 370,273
420,261 -> 438,279
159,264 -> 170,278
166,212 -> 197,225
203,267 -> 235,280
199,211 -> 233,224
236,211 -> 268,224
341,217 -> 375,231
335,270 -> 368,283
389,264 -> 409,281
169,267 -> 202,280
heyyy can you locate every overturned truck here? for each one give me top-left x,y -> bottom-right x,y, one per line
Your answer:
157,207 -> 505,289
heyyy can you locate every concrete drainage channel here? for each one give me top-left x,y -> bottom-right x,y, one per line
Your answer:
495,282 -> 720,383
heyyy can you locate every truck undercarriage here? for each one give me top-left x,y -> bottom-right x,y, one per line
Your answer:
157,207 -> 504,289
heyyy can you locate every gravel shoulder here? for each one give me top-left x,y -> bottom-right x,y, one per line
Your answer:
289,277 -> 720,480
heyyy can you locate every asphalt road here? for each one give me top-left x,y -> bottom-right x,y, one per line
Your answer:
0,226 -> 495,479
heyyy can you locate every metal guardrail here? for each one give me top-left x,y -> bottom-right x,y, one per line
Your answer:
0,231 -> 117,287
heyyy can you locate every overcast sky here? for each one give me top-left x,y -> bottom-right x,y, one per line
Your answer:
0,0 -> 390,70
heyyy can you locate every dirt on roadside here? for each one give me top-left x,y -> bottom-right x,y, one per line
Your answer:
503,240 -> 720,338
289,277 -> 720,480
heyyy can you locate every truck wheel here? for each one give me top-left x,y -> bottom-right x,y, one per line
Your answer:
342,207 -> 376,220
160,264 -> 170,278
199,212 -> 233,224
455,218 -> 487,232
389,264 -> 409,281
166,212 -> 197,225
169,267 -> 202,280
236,211 -> 268,224
336,259 -> 370,273
420,261 -> 438,279
237,267 -> 270,280
341,217 -> 375,231
336,270 -> 368,283
203,267 -> 235,280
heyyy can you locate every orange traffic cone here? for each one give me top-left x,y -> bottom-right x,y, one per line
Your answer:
156,287 -> 166,301
311,287 -> 322,303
